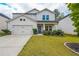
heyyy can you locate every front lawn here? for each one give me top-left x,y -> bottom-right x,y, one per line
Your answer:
18,35 -> 79,56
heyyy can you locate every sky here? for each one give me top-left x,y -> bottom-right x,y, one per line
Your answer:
0,3 -> 70,18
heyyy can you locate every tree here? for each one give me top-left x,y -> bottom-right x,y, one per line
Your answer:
58,13 -> 64,19
68,3 -> 79,36
54,9 -> 60,19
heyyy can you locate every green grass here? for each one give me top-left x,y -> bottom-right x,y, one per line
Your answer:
0,32 -> 6,37
18,35 -> 79,56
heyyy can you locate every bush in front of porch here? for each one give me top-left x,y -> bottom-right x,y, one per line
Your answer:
43,30 -> 64,36
43,31 -> 52,35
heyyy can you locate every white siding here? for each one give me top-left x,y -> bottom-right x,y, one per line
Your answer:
13,13 -> 24,19
57,16 -> 76,34
0,16 -> 8,31
8,16 -> 37,32
36,10 -> 55,21
25,14 -> 36,20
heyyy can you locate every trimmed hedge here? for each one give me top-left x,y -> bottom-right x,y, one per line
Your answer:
43,30 -> 64,36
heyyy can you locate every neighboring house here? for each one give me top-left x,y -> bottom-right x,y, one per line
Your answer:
57,15 -> 76,34
7,8 -> 76,35
0,13 -> 10,31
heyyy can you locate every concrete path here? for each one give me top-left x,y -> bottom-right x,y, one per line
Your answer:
0,35 -> 31,56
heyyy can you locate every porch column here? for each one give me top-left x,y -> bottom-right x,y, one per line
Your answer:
43,24 -> 45,31
55,24 -> 58,30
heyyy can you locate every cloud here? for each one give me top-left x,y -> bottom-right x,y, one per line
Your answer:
0,3 -> 70,18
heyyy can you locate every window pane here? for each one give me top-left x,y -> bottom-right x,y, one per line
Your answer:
46,15 -> 49,20
45,26 -> 48,31
23,19 -> 25,21
49,26 -> 52,31
20,19 -> 22,21
42,15 -> 45,20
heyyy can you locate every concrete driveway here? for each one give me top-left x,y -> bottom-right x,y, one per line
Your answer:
0,35 -> 32,56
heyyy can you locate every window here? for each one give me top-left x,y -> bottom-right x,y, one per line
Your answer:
20,19 -> 25,21
45,25 -> 52,31
42,15 -> 45,20
46,15 -> 49,20
49,26 -> 52,31
23,19 -> 25,21
42,15 -> 49,20
45,26 -> 48,31
20,19 -> 22,21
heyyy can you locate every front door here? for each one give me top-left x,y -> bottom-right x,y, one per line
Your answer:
38,26 -> 42,33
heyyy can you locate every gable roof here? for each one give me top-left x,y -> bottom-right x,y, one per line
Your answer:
8,13 -> 36,23
0,13 -> 11,19
37,8 -> 55,14
12,13 -> 25,19
12,8 -> 55,19
12,9 -> 39,19
26,8 -> 39,13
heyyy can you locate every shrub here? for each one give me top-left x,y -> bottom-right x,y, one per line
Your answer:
32,29 -> 37,34
52,30 -> 64,36
43,31 -> 52,35
52,30 -> 57,35
43,31 -> 48,35
43,30 -> 64,36
1,29 -> 11,35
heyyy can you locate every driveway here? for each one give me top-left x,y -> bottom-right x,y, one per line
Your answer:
0,35 -> 32,56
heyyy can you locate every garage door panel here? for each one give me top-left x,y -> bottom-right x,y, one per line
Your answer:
12,25 -> 33,35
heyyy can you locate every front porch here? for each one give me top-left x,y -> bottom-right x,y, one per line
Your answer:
37,22 -> 58,33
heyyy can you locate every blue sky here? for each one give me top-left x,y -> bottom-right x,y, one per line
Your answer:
0,3 -> 70,18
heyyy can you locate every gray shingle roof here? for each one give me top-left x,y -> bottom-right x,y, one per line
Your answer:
0,13 -> 10,19
57,14 -> 70,22
11,8 -> 70,23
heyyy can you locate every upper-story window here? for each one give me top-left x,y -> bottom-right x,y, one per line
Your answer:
42,15 -> 49,21
42,15 -> 45,20
46,15 -> 49,20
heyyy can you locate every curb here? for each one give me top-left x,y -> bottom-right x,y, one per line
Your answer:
64,42 -> 79,55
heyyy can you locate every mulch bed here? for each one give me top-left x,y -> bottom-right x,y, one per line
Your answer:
65,42 -> 79,53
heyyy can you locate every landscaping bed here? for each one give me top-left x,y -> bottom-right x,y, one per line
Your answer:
64,42 -> 79,54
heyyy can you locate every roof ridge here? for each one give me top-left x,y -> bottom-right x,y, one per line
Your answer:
36,8 -> 55,14
26,8 -> 39,13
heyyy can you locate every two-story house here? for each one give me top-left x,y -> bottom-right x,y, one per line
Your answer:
7,8 -> 76,35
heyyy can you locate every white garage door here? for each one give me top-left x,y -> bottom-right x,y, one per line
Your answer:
12,25 -> 33,35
